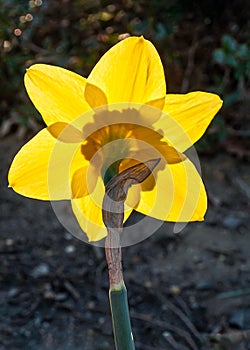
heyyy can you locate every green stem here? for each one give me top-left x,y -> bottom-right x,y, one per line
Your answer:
109,282 -> 135,350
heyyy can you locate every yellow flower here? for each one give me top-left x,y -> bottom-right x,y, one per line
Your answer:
8,36 -> 222,242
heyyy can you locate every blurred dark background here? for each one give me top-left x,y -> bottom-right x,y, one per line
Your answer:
1,1 -> 250,349
1,0 -> 250,155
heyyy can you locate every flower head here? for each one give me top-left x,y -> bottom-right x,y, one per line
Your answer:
8,36 -> 222,242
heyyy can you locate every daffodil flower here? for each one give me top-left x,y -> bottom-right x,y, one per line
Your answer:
8,36 -> 222,242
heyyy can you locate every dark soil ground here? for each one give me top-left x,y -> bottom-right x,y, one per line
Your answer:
1,134 -> 250,350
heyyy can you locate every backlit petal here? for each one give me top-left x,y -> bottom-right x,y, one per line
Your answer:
139,97 -> 166,124
24,64 -> 91,126
88,36 -> 166,104
135,158 -> 207,222
8,128 -> 58,199
84,82 -> 108,109
47,122 -> 83,143
71,177 -> 134,242
8,128 -> 86,200
71,174 -> 107,242
146,96 -> 166,111
71,165 -> 98,199
127,125 -> 185,164
157,92 -> 223,152
71,167 -> 89,199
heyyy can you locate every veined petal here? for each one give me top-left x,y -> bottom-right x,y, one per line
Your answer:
71,167 -> 89,199
140,97 -> 166,124
88,36 -> 166,104
125,184 -> 141,209
71,195 -> 106,242
24,64 -> 91,126
8,128 -> 87,200
135,158 -> 207,222
71,164 -> 98,199
70,145 -> 89,177
158,92 -> 223,152
8,128 -> 58,199
47,122 -> 83,143
129,125 -> 185,164
146,96 -> 166,111
84,82 -> 108,109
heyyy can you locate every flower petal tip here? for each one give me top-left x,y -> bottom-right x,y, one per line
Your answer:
25,65 -> 35,74
214,93 -> 223,105
212,93 -> 223,109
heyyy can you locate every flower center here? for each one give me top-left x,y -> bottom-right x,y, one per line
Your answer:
80,108 -> 183,186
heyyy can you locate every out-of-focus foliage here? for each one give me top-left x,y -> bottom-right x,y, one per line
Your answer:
197,33 -> 250,153
0,0 -> 183,134
213,35 -> 250,106
0,0 -> 249,150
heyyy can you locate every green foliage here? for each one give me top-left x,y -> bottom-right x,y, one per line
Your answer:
213,35 -> 250,81
212,34 -> 250,107
197,33 -> 250,152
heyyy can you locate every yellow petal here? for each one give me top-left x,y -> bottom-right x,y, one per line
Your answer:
24,64 -> 91,126
135,158 -> 207,222
84,82 -> 108,109
125,184 -> 141,209
69,145 -> 89,178
8,128 -> 86,200
8,128 -> 56,199
71,177 -> 133,242
88,36 -> 166,104
47,122 -> 83,143
71,167 -> 89,199
128,125 -> 185,165
158,92 -> 223,152
71,165 -> 98,199
71,195 -> 106,242
146,96 -> 166,111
